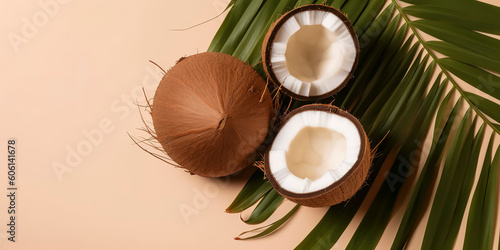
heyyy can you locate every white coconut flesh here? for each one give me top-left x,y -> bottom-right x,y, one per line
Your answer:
268,110 -> 362,194
270,10 -> 357,97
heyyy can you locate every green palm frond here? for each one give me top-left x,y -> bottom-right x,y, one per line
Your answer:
464,135 -> 499,250
421,111 -> 484,249
391,92 -> 460,250
207,0 -> 500,248
241,189 -> 284,225
235,204 -> 300,240
225,170 -> 272,213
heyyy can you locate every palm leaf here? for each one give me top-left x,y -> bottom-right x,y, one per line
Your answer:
219,0 -> 266,55
391,94 -> 461,250
342,13 -> 404,111
443,120 -> 485,249
297,40 -> 433,250
207,0 -> 242,52
235,205 -> 300,240
396,0 -> 500,135
202,0 -> 500,248
421,111 -> 485,249
226,170 -> 272,213
345,70 -> 445,250
241,189 -> 284,225
401,2 -> 500,35
233,0 -> 297,65
463,134 -> 498,250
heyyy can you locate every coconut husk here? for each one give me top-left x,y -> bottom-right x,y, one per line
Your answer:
152,52 -> 273,177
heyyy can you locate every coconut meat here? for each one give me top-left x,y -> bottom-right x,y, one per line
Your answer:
268,111 -> 361,194
270,10 -> 357,97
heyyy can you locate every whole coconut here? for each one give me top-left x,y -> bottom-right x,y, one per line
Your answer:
152,52 -> 273,177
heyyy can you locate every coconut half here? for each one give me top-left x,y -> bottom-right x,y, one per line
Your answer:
264,104 -> 371,207
152,52 -> 273,177
262,5 -> 360,100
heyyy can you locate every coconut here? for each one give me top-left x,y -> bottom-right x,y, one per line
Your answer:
262,5 -> 360,101
152,52 -> 273,177
264,104 -> 371,207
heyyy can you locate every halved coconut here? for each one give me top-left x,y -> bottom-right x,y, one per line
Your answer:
264,104 -> 371,207
152,52 -> 273,177
262,5 -> 360,100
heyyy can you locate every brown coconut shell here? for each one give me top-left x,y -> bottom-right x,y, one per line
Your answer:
264,104 -> 371,207
152,52 -> 273,177
262,5 -> 360,101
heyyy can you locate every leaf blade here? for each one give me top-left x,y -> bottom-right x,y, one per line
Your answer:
391,95 -> 462,250
208,0 -> 249,52
428,41 -> 500,74
226,170 -> 272,213
235,205 -> 300,240
403,3 -> 500,35
463,134 -> 497,250
465,92 -> 500,124
421,109 -> 475,249
345,71 -> 445,250
443,121 -> 485,249
219,0 -> 266,55
438,58 -> 500,101
412,19 -> 500,62
242,189 -> 284,225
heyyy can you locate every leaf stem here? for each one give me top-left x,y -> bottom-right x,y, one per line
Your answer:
392,0 -> 500,135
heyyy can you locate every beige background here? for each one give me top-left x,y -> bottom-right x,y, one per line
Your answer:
1,0 -> 499,249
